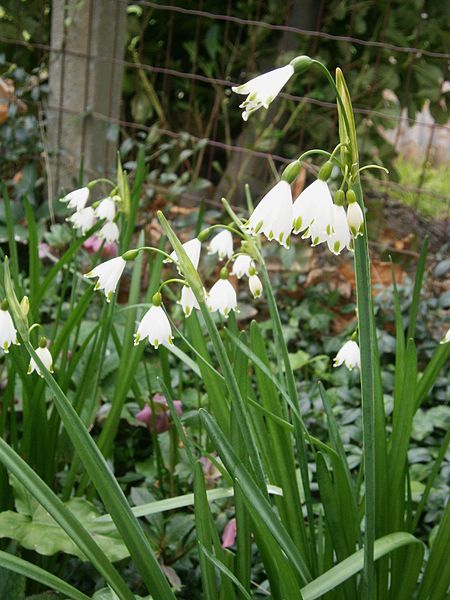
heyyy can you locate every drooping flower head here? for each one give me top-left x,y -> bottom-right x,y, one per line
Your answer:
0,300 -> 19,353
207,269 -> 238,318
231,254 -> 254,279
249,274 -> 263,299
60,187 -> 89,211
232,65 -> 294,121
84,256 -> 126,302
134,293 -> 174,349
178,285 -> 200,317
168,238 -> 201,271
95,197 -> 116,222
28,338 -> 54,377
326,200 -> 351,255
346,190 -> 364,238
333,340 -> 360,371
245,180 -> 293,248
232,56 -> 312,121
68,207 -> 96,234
99,221 -> 120,244
292,164 -> 334,246
208,230 -> 233,260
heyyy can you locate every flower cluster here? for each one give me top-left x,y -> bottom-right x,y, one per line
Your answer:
61,187 -> 120,244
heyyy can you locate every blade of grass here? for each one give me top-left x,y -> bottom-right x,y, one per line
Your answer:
0,550 -> 90,600
200,545 -> 252,600
406,236 -> 428,341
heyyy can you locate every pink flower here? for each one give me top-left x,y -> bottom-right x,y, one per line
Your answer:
221,518 -> 237,548
38,243 -> 51,259
83,236 -> 118,258
136,393 -> 182,433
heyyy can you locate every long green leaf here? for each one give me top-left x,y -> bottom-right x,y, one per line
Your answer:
200,545 -> 252,600
300,533 -> 423,600
200,408 -> 312,584
0,550 -> 90,600
0,437 -> 133,600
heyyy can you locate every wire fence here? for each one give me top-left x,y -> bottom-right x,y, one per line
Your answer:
0,0 -> 449,218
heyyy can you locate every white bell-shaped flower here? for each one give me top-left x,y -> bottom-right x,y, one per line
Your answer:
85,256 -> 126,302
249,274 -> 263,298
333,340 -> 360,371
60,187 -> 89,211
231,255 -> 254,279
99,221 -> 120,243
232,64 -> 294,121
68,207 -> 96,233
326,204 -> 351,255
245,180 -> 293,248
440,327 -> 450,344
0,304 -> 19,352
346,202 -> 364,237
95,197 -> 116,222
28,340 -> 54,377
207,276 -> 237,318
178,285 -> 200,317
292,179 -> 333,246
208,230 -> 233,260
168,238 -> 201,271
134,304 -> 173,349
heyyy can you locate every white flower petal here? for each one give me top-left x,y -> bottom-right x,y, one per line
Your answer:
440,327 -> 450,344
232,65 -> 294,120
207,279 -> 237,318
179,286 -> 200,317
292,179 -> 333,241
245,180 -> 293,247
208,230 -> 234,260
61,187 -> 89,211
85,256 -> 126,302
333,340 -> 360,370
231,255 -> 254,279
249,274 -> 263,298
326,204 -> 351,255
0,309 -> 19,353
134,305 -> 173,348
95,198 -> 116,222
99,222 -> 120,243
347,202 -> 364,237
68,207 -> 96,233
28,346 -> 54,377
168,238 -> 201,271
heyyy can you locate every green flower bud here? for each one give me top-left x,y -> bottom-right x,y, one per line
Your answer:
122,249 -> 140,261
281,160 -> 301,184
318,161 -> 333,182
152,292 -> 162,306
290,55 -> 313,74
39,337 -> 47,349
334,190 -> 345,206
346,189 -> 357,204
220,267 -> 228,280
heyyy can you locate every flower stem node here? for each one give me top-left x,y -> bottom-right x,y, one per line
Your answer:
346,189 -> 357,204
289,55 -> 313,74
28,342 -> 54,377
333,340 -> 361,370
152,292 -> 162,307
0,303 -> 20,353
220,267 -> 229,280
84,256 -> 126,302
281,160 -> 301,184
318,161 -> 333,182
122,249 -> 140,261
134,305 -> 174,349
245,180 -> 293,248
